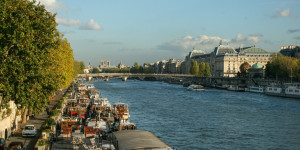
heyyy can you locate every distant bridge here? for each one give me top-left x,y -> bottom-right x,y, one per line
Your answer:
77,73 -> 195,78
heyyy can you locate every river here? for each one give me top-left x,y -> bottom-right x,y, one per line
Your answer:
90,79 -> 300,149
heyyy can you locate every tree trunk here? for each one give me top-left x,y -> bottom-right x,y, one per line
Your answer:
22,108 -> 28,124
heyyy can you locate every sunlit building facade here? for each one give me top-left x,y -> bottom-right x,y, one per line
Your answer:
184,43 -> 271,77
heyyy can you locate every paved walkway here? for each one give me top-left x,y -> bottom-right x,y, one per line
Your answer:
5,90 -> 64,150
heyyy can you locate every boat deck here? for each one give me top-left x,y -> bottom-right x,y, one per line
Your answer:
113,130 -> 171,150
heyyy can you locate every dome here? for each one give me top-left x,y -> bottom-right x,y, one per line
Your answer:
251,62 -> 264,69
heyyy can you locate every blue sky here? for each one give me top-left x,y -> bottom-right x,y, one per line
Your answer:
38,0 -> 300,66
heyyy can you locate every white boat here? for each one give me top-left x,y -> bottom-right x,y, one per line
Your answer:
86,119 -> 110,133
187,85 -> 205,91
227,85 -> 244,92
284,83 -> 300,98
265,86 -> 283,96
248,86 -> 264,93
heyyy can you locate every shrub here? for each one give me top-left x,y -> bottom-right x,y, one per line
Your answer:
38,140 -> 46,146
46,118 -> 55,125
50,110 -> 58,116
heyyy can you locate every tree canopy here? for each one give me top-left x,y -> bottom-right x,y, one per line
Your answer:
239,62 -> 251,77
265,53 -> 300,80
0,0 -> 75,121
190,60 -> 199,75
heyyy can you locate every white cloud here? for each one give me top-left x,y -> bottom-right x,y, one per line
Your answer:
272,8 -> 297,19
231,33 -> 262,43
56,17 -> 82,26
79,19 -> 102,30
158,34 -> 262,53
36,0 -> 102,31
56,17 -> 102,31
35,0 -> 64,13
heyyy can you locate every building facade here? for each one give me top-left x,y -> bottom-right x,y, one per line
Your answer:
184,43 -> 271,77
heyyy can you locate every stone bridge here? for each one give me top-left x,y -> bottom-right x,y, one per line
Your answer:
77,73 -> 196,81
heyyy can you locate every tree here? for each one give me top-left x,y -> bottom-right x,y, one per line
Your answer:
265,53 -> 299,80
204,63 -> 211,77
91,67 -> 101,73
144,67 -> 154,74
239,62 -> 251,77
130,62 -> 140,73
190,60 -> 199,75
0,0 -> 75,123
0,0 -> 60,122
198,62 -> 205,76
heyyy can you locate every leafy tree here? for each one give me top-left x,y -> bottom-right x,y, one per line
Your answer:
190,60 -> 199,75
79,61 -> 85,73
144,67 -> 154,74
265,53 -> 299,80
204,63 -> 211,77
0,0 -> 75,123
91,67 -> 101,73
130,62 -> 140,73
239,62 -> 251,77
198,62 -> 205,76
120,68 -> 130,73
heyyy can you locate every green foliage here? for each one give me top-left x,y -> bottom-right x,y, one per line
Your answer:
50,109 -> 58,117
38,140 -> 46,146
265,53 -> 299,79
46,117 -> 55,125
144,66 -> 154,74
198,62 -> 205,76
130,62 -> 143,73
204,63 -> 211,77
190,60 -> 199,75
0,0 -> 59,112
91,67 -> 101,73
56,100 -> 63,109
104,68 -> 130,73
42,124 -> 51,130
239,62 -> 251,77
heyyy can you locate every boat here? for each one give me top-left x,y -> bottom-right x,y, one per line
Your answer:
248,86 -> 264,93
227,85 -> 244,92
187,84 -> 205,91
265,86 -> 283,96
284,83 -> 300,98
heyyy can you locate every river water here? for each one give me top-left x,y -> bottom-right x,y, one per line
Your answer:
91,79 -> 300,149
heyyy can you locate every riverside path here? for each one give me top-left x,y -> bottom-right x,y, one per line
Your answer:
5,90 -> 64,150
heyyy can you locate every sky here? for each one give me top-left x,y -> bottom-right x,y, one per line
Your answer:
36,0 -> 300,66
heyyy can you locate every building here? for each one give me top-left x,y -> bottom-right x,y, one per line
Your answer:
280,45 -> 300,58
99,60 -> 110,69
184,42 -> 271,77
118,61 -> 125,69
154,60 -> 168,74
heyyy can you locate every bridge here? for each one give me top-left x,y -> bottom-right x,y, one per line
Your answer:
77,73 -> 196,81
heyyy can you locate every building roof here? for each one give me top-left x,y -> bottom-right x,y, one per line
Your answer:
113,130 -> 171,150
214,44 -> 237,56
242,46 -> 268,53
187,49 -> 205,60
251,62 -> 264,69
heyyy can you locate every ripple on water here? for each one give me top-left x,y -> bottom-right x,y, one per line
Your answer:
92,79 -> 300,150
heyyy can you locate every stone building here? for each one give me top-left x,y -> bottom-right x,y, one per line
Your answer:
184,42 -> 271,77
0,98 -> 20,140
280,45 -> 300,58
99,60 -> 110,69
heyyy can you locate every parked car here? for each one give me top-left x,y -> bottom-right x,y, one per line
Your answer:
8,142 -> 25,150
22,125 -> 37,137
0,138 -> 5,150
